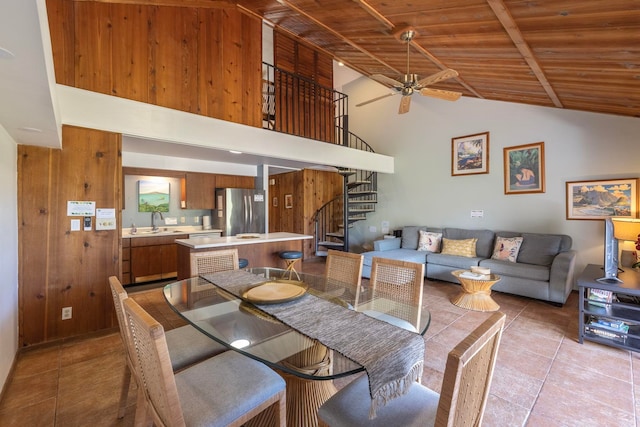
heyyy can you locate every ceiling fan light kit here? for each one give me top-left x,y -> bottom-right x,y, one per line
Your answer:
359,29 -> 462,114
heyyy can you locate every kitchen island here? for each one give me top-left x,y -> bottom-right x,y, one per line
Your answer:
175,232 -> 313,279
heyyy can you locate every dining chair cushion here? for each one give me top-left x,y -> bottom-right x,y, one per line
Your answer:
165,325 -> 226,371
362,310 -> 418,333
317,374 -> 439,427
176,350 -> 286,427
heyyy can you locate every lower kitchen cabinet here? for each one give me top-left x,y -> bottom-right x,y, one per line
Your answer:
130,234 -> 186,284
122,238 -> 131,285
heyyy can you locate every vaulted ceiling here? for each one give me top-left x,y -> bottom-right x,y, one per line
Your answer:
1,0 -> 637,161
235,0 -> 639,118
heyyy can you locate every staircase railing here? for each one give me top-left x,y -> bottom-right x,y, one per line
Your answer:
313,196 -> 344,255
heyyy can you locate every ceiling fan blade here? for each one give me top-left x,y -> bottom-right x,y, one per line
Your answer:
419,88 -> 462,101
416,68 -> 459,87
355,92 -> 395,107
370,74 -> 404,88
398,95 -> 411,114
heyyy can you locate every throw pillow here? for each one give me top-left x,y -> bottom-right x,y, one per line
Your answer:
440,238 -> 477,258
491,236 -> 523,263
417,230 -> 442,252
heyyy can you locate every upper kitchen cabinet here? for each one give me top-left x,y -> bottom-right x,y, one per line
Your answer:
181,172 -> 216,209
216,174 -> 255,189
181,173 -> 256,209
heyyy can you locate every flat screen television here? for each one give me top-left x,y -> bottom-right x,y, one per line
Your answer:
597,217 -> 621,283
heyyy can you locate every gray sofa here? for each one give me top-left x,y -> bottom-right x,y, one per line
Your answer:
361,226 -> 577,305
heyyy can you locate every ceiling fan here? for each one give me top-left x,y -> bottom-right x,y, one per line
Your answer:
357,30 -> 462,114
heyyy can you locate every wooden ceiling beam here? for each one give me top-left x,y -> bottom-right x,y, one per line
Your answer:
352,0 -> 395,30
73,0 -> 234,7
409,41 -> 484,99
486,0 -> 563,108
272,0 -> 402,75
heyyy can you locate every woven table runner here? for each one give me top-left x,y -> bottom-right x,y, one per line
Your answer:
203,270 -> 425,417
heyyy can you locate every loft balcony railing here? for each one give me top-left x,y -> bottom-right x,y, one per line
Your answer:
262,62 -> 348,145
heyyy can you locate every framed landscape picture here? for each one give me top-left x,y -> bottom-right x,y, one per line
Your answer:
503,142 -> 545,194
451,132 -> 489,176
138,180 -> 170,212
566,178 -> 638,220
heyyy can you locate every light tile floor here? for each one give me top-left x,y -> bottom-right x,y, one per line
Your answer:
1,259 -> 638,426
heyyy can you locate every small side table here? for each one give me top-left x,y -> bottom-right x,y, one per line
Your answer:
451,270 -> 501,312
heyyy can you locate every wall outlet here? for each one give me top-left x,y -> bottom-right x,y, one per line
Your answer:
62,306 -> 72,320
369,226 -> 377,233
180,217 -> 186,224
195,216 -> 200,224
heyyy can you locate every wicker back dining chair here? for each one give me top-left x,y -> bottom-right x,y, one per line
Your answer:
122,297 -> 287,427
317,311 -> 506,427
325,250 -> 364,306
364,257 -> 425,331
109,276 -> 225,419
190,248 -> 239,276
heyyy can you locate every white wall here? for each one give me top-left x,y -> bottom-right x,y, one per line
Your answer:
0,125 -> 18,391
344,76 -> 640,275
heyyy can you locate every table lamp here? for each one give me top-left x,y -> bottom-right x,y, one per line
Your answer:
612,218 -> 640,270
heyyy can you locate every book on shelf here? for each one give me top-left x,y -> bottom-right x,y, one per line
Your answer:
588,288 -> 613,307
585,325 -> 627,344
588,316 -> 630,334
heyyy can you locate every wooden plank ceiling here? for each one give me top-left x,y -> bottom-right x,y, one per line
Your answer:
80,0 -> 640,118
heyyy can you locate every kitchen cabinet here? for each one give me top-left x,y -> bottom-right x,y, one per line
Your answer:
181,172 -> 216,209
215,174 -> 255,188
181,172 -> 256,209
122,238 -> 131,285
130,234 -> 187,284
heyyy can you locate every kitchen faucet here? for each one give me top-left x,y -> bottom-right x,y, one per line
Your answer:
151,210 -> 164,231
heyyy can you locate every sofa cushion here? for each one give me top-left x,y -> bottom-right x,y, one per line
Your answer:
426,253 -> 483,269
443,228 -> 495,258
491,236 -> 523,262
441,238 -> 477,257
479,258 -> 550,282
518,233 -> 562,266
401,226 -> 443,249
418,231 -> 442,252
361,249 -> 428,268
401,226 -> 427,249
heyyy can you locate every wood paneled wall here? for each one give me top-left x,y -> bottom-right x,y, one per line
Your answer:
46,0 -> 263,126
18,126 -> 122,346
269,169 -> 343,259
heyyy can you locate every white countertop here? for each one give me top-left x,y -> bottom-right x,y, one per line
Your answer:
176,232 -> 313,249
122,226 -> 222,239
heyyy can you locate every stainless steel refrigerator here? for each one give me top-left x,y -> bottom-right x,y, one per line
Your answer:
213,188 -> 266,236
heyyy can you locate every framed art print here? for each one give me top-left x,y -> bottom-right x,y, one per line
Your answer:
451,132 -> 489,176
503,142 -> 545,194
566,178 -> 637,220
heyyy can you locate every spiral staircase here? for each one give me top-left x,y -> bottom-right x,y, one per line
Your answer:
313,130 -> 378,255
262,63 -> 378,255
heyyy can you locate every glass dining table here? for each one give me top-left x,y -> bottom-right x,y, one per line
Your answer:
163,267 -> 430,426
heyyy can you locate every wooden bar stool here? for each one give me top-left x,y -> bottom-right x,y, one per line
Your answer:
279,250 -> 302,281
